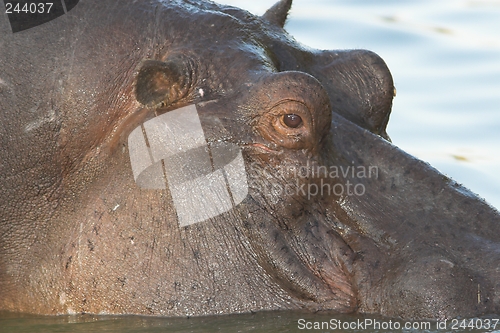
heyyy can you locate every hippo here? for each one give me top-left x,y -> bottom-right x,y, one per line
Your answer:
1,0 -> 499,321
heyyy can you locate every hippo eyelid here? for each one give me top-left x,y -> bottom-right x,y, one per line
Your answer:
254,99 -> 315,150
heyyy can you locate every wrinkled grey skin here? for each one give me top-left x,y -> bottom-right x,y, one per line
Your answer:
1,0 -> 499,320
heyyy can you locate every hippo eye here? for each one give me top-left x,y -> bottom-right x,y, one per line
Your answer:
257,100 -> 314,150
282,114 -> 303,128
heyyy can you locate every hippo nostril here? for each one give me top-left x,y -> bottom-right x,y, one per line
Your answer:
282,114 -> 303,128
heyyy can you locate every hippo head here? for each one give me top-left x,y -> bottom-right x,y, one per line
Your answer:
123,0 -> 499,319
1,0 -> 499,320
127,0 -> 395,313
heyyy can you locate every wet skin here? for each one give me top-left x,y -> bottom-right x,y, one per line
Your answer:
0,0 -> 499,320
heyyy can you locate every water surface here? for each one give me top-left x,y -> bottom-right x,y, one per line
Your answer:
2,310 -> 499,332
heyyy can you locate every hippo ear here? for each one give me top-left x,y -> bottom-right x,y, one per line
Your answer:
262,0 -> 292,28
135,59 -> 190,108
